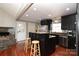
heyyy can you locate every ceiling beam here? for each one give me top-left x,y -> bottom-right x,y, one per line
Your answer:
16,3 -> 33,20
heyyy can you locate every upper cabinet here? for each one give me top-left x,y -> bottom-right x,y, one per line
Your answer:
41,19 -> 52,25
40,19 -> 52,32
61,14 -> 76,30
0,9 -> 16,27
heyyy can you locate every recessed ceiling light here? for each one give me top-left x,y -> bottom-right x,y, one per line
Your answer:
33,8 -> 37,11
54,20 -> 59,23
66,8 -> 70,11
18,24 -> 22,27
48,14 -> 52,17
26,14 -> 28,16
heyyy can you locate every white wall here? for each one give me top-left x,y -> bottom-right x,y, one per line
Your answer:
15,20 -> 39,41
27,22 -> 36,37
0,9 -> 16,27
28,22 -> 36,32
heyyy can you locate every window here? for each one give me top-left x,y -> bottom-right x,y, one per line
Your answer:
52,23 -> 62,32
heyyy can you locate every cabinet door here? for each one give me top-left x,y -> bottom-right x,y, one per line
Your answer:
59,37 -> 68,47
68,36 -> 76,49
61,14 -> 76,30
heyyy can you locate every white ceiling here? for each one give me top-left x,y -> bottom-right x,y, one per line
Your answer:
0,3 -> 29,19
20,3 -> 77,22
0,3 -> 77,22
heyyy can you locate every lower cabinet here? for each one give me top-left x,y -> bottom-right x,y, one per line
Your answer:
29,32 -> 56,56
68,36 -> 76,49
59,37 -> 67,47
59,36 -> 76,49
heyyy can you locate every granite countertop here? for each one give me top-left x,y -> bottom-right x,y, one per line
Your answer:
35,32 -> 49,34
30,32 -> 67,34
29,32 -> 49,34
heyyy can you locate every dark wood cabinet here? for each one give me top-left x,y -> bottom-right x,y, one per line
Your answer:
59,37 -> 68,48
40,19 -> 52,32
41,19 -> 52,25
68,36 -> 76,49
61,14 -> 76,30
59,36 -> 76,49
29,32 -> 56,56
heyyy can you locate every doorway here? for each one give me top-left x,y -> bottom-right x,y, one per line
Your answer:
15,21 -> 26,42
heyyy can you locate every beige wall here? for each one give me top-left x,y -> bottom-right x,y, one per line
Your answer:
0,9 -> 16,27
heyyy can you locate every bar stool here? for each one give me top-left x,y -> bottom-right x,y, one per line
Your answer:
30,40 -> 41,56
24,38 -> 31,53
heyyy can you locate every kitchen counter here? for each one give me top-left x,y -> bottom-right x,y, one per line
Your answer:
31,32 -> 49,34
29,32 -> 56,56
31,32 -> 67,34
30,32 -> 67,37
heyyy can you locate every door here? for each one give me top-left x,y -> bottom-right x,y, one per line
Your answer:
15,21 -> 26,42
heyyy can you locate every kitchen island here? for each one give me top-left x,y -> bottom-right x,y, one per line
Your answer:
29,32 -> 56,56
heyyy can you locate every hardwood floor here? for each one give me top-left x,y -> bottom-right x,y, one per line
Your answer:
51,46 -> 76,56
0,41 -> 76,56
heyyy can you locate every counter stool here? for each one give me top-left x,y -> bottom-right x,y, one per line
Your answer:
30,40 -> 41,56
24,38 -> 31,53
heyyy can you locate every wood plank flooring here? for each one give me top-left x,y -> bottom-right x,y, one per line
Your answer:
51,46 -> 76,56
0,41 -> 76,56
